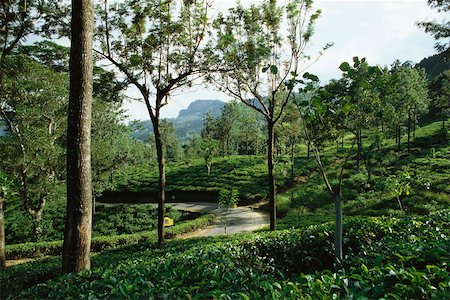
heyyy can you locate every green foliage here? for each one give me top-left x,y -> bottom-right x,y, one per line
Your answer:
218,189 -> 239,209
5,213 -> 215,260
92,205 -> 195,237
114,154 -> 322,203
386,170 -> 411,211
8,210 -> 449,299
5,191 -> 199,244
279,119 -> 450,229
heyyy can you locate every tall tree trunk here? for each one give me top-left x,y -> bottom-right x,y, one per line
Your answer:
397,124 -> 401,151
334,192 -> 343,271
407,110 -> 411,152
62,0 -> 94,274
291,143 -> 295,183
0,199 -> 5,268
153,118 -> 166,244
413,110 -> 416,139
267,120 -> 276,231
32,212 -> 43,242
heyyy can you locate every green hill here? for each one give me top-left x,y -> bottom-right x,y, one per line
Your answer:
416,51 -> 450,79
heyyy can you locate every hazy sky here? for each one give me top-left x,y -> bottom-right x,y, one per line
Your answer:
123,0 -> 445,120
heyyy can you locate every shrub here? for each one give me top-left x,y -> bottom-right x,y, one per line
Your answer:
5,214 -> 216,260
14,210 -> 449,299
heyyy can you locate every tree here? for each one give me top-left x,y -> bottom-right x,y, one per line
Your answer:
296,80 -> 355,270
0,55 -> 67,242
387,62 -> 429,151
416,0 -> 449,57
160,120 -> 183,162
338,57 -> 382,172
212,0 -> 328,230
62,0 -> 94,273
94,0 -> 211,244
278,103 -> 302,183
429,70 -> 450,130
0,172 -> 13,268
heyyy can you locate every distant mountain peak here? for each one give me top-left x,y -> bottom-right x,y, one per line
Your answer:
177,99 -> 225,118
130,99 -> 226,142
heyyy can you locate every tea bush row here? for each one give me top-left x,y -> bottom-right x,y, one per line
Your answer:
15,210 -> 449,299
5,213 -> 215,260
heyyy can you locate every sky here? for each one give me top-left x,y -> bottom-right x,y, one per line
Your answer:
123,0 -> 445,120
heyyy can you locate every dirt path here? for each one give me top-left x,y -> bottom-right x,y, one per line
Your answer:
102,201 -> 270,236
166,202 -> 269,237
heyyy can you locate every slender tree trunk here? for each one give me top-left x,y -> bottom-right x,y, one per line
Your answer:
153,118 -> 166,244
407,110 -> 411,152
334,192 -> 343,271
0,199 -> 5,268
397,124 -> 401,151
206,162 -> 211,176
291,143 -> 295,183
32,212 -> 43,242
307,141 -> 310,158
341,136 -> 344,149
356,130 -> 361,173
62,0 -> 94,274
92,197 -> 96,215
443,114 -> 445,131
267,120 -> 276,231
413,110 -> 416,139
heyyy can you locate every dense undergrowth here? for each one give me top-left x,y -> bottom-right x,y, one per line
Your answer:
4,209 -> 449,299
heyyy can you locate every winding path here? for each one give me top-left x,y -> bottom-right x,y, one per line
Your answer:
165,202 -> 269,237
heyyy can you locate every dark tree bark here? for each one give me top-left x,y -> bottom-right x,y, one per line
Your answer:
397,124 -> 401,151
62,0 -> 94,274
267,120 -> 276,231
152,116 -> 166,244
0,198 -> 5,268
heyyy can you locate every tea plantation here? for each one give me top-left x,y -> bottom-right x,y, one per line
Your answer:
3,210 -> 449,299
2,119 -> 449,299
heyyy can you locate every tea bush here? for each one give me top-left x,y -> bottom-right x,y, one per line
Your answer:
5,214 -> 215,260
9,210 -> 449,299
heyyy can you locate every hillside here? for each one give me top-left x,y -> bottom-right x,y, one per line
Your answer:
417,51 -> 450,79
2,119 -> 450,299
130,99 -> 225,142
